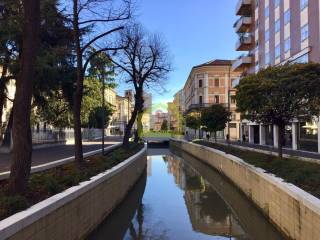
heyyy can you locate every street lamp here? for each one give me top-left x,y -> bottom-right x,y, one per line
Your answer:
101,72 -> 106,155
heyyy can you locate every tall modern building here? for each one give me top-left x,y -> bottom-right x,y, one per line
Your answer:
234,0 -> 320,152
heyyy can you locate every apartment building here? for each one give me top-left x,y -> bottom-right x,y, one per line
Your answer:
113,95 -> 132,135
183,60 -> 242,140
141,92 -> 152,132
233,0 -> 320,152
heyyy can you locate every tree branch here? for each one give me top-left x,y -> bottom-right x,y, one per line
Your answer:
83,46 -> 127,75
81,26 -> 124,52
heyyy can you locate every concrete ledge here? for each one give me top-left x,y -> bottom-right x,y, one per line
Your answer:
0,144 -> 147,240
170,139 -> 320,240
0,143 -> 122,180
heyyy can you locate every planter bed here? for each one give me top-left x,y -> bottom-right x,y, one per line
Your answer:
194,140 -> 320,199
0,143 -> 144,221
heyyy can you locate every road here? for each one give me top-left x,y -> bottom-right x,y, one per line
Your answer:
0,136 -> 122,172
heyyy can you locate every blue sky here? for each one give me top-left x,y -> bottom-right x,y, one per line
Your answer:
118,0 -> 240,110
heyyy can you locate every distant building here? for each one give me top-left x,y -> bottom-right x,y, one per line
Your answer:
151,110 -> 168,131
182,59 -> 242,140
168,89 -> 186,133
141,92 -> 152,132
113,94 -> 133,135
104,87 -> 117,135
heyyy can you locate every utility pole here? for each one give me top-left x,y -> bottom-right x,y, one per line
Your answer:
227,65 -> 231,141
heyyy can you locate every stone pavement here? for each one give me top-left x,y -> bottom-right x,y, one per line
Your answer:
0,136 -> 122,172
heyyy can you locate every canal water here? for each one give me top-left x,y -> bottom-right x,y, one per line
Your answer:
88,148 -> 285,240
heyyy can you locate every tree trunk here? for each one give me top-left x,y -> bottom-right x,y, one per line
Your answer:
123,89 -> 142,148
277,124 -> 284,159
2,109 -> 13,147
0,48 -> 11,139
9,0 -> 40,195
0,93 -> 5,140
214,131 -> 217,143
72,0 -> 84,164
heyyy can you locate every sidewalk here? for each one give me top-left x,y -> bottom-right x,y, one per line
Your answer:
0,136 -> 122,173
217,140 -> 320,161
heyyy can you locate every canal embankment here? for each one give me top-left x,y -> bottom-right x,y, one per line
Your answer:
0,144 -> 147,240
170,138 -> 320,240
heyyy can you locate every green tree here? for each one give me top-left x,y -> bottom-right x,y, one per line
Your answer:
185,113 -> 201,138
236,63 -> 320,158
88,105 -> 113,129
161,119 -> 168,131
201,104 -> 230,142
69,0 -> 131,164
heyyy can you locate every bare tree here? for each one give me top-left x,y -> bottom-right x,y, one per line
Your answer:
9,0 -> 40,195
69,0 -> 132,163
109,24 -> 172,148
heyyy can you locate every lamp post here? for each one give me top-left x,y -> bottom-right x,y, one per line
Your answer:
101,73 -> 105,155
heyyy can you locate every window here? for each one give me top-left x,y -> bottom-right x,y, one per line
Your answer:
214,78 -> 219,87
231,96 -> 236,104
284,38 -> 291,53
199,96 -> 203,104
275,0 -> 280,8
301,24 -> 309,41
265,6 -> 269,18
265,29 -> 270,41
275,44 -> 281,59
199,79 -> 203,88
214,96 -> 219,104
284,9 -> 290,25
275,19 -> 280,33
255,0 -> 259,8
300,0 -> 308,10
265,52 -> 270,65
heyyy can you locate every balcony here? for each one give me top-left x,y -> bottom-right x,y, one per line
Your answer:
236,34 -> 253,51
236,0 -> 252,16
232,55 -> 252,71
234,16 -> 252,33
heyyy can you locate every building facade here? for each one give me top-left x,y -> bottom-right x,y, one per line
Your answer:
113,94 -> 132,135
234,0 -> 320,152
141,92 -> 152,132
151,110 -> 169,131
183,60 -> 242,140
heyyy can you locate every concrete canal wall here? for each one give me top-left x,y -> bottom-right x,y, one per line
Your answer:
170,139 -> 320,240
0,145 -> 147,240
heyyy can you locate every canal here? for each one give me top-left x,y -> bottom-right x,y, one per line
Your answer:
88,147 -> 285,240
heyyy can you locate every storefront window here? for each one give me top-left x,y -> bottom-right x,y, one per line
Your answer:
298,121 -> 318,152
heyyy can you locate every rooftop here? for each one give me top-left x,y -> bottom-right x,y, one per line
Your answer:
193,59 -> 232,69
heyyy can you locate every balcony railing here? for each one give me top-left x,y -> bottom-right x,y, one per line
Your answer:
236,0 -> 252,16
234,16 -> 252,33
232,54 -> 252,71
235,33 -> 253,51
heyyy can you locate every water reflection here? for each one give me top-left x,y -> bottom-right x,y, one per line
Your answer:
88,150 -> 285,240
165,155 -> 248,239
